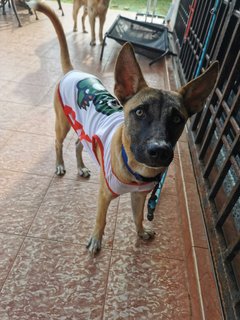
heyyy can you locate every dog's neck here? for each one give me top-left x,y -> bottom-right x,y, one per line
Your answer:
111,125 -> 165,184
121,145 -> 163,182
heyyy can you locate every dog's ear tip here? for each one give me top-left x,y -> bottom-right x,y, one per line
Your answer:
209,60 -> 220,73
123,41 -> 132,47
121,42 -> 133,52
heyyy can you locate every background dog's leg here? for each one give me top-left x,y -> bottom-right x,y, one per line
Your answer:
73,0 -> 81,32
81,6 -> 88,33
75,139 -> 91,177
99,14 -> 106,45
88,14 -> 96,46
87,173 -> 113,254
131,192 -> 156,240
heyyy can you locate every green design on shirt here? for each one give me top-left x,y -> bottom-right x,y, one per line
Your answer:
77,78 -> 123,116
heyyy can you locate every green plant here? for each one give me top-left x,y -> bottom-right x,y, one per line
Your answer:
60,0 -> 172,16
110,0 -> 172,15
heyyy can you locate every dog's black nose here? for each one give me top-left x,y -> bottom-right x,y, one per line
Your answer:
147,141 -> 173,164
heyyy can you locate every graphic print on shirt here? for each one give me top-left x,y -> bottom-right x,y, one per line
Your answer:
76,78 -> 123,115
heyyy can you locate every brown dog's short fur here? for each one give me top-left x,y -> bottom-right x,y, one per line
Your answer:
34,1 -> 219,254
73,0 -> 110,46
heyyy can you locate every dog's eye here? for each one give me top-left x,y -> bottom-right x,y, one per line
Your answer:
172,115 -> 182,124
135,109 -> 145,118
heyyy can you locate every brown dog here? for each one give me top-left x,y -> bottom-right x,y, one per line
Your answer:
73,0 -> 110,46
33,1 -> 218,255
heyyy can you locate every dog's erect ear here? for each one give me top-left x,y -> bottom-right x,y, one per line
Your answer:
114,42 -> 148,104
179,61 -> 219,116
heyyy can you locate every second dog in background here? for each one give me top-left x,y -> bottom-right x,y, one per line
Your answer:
73,0 -> 110,46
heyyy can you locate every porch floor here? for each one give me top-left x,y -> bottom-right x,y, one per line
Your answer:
0,2 -> 222,319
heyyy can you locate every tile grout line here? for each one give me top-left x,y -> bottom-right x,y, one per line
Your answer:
0,234 -> 25,294
100,249 -> 114,320
0,128 -> 55,138
0,168 -> 55,179
177,142 -> 205,320
163,56 -> 171,91
0,231 -> 98,248
0,168 -> 100,184
0,174 -> 55,294
100,195 -> 121,320
165,54 -> 203,317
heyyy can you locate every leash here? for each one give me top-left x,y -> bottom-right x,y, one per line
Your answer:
147,170 -> 167,221
121,145 -> 167,220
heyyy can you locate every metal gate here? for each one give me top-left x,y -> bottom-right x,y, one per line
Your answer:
174,0 -> 240,318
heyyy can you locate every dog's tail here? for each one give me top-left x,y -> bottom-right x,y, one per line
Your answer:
29,0 -> 73,74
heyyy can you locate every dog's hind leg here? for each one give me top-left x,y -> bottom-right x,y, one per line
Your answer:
99,13 -> 106,45
81,5 -> 88,33
54,99 -> 71,176
88,13 -> 96,46
75,139 -> 91,177
73,0 -> 81,32
131,192 -> 156,240
55,122 -> 70,176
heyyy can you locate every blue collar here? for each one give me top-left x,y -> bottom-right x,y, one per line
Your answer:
121,145 -> 162,183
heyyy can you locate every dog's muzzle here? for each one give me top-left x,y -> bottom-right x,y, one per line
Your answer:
146,141 -> 173,167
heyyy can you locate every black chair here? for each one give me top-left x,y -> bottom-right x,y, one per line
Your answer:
1,0 -> 22,26
100,15 -> 176,65
0,0 -> 64,27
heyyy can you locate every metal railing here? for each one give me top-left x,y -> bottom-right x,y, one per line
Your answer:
174,0 -> 240,318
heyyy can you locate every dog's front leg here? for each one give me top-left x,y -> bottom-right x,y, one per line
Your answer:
75,139 -> 91,177
87,172 -> 113,254
131,192 -> 156,240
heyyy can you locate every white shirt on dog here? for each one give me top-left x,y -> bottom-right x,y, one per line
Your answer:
58,70 -> 156,196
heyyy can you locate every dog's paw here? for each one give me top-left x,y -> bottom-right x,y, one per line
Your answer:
83,30 -> 88,34
86,237 -> 102,254
78,167 -> 91,178
138,228 -> 156,240
90,40 -> 96,46
55,165 -> 66,176
73,27 -> 77,32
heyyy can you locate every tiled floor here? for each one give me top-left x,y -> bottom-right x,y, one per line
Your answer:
0,2 -> 221,320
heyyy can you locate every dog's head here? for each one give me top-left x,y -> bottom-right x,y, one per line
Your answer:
114,43 -> 219,169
